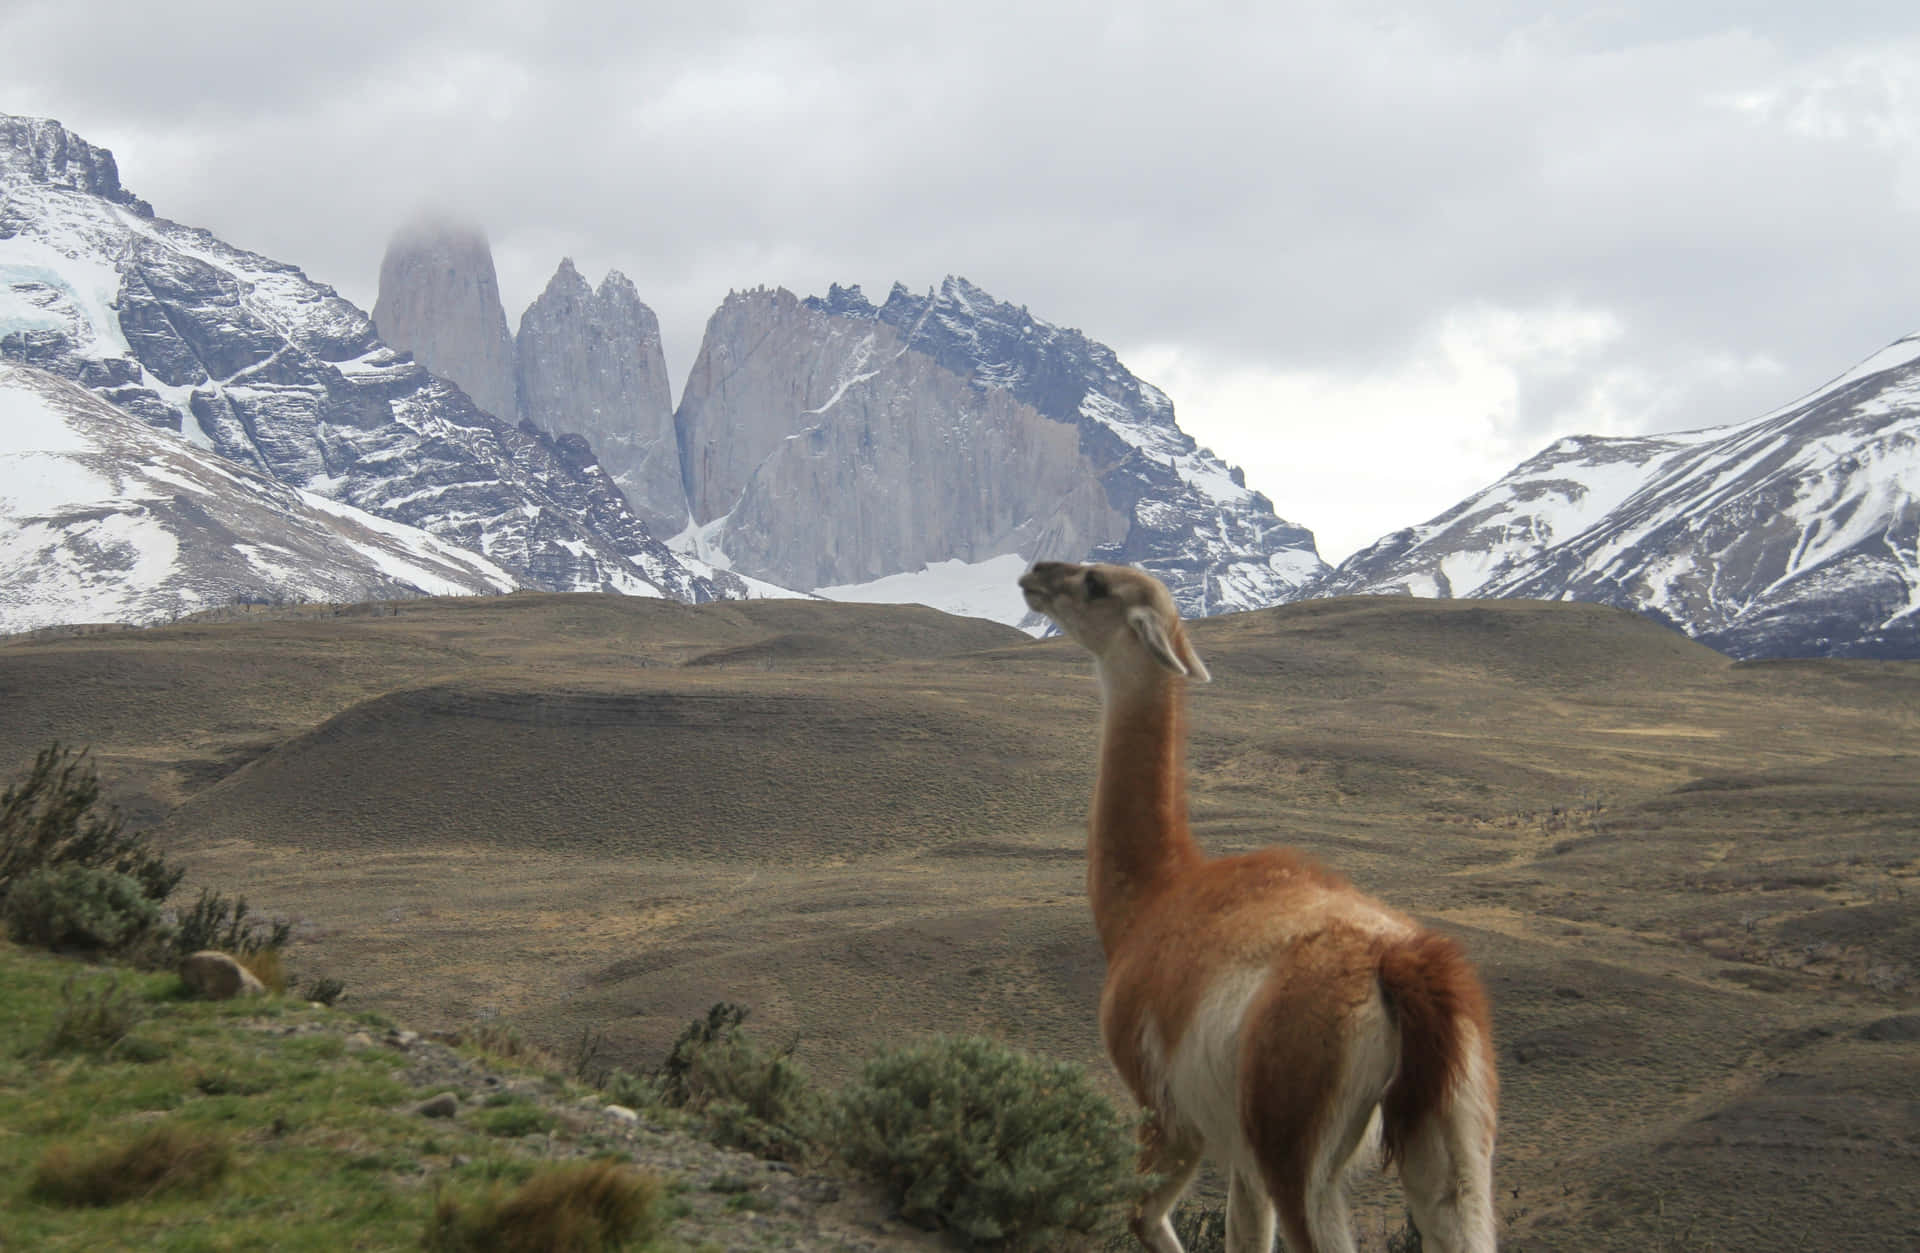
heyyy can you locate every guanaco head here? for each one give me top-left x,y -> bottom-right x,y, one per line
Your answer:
1019,561 -> 1210,682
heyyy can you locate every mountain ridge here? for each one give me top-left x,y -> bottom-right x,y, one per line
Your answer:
1312,332 -> 1920,658
0,114 -> 721,616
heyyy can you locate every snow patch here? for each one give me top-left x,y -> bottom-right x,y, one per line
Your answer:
817,553 -> 1035,630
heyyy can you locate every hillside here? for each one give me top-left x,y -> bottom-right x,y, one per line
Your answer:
0,941 -> 946,1252
1315,333 -> 1920,660
3,593 -> 1917,1248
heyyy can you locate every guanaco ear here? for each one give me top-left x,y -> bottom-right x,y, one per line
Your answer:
1178,632 -> 1212,684
1127,606 -> 1207,680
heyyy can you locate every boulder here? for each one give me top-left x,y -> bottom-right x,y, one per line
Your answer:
179,950 -> 266,1000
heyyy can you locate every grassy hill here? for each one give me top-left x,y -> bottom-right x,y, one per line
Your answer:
4,590 -> 1916,1249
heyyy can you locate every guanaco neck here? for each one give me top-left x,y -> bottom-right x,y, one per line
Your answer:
1088,661 -> 1203,956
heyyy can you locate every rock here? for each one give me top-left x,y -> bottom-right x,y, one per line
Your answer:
517,261 -> 688,537
415,1092 -> 461,1119
0,114 -> 152,215
178,950 -> 266,1000
386,1029 -> 420,1049
372,217 -> 521,424
674,279 -> 1323,616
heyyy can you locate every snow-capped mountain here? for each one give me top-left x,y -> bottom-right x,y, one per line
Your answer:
1315,335 -> 1920,659
675,279 -> 1325,626
0,359 -> 516,632
0,114 -> 718,611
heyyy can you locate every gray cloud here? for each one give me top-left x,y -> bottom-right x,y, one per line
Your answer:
7,1 -> 1919,550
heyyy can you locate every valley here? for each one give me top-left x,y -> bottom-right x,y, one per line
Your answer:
3,591 -> 1915,1248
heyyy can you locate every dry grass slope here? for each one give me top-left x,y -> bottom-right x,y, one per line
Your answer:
4,589 -> 1917,1249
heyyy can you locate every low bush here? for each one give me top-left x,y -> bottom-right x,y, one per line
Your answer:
464,1020 -> 559,1071
29,1124 -> 230,1207
656,1003 -> 824,1163
424,1160 -> 664,1252
475,1103 -> 552,1139
36,973 -> 146,1059
602,1068 -> 666,1112
834,1035 -> 1143,1250
3,865 -> 165,955
302,975 -> 346,1006
170,888 -> 292,961
238,945 -> 287,994
0,742 -> 181,909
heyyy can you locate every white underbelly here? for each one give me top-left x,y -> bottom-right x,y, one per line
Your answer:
1154,967 -> 1269,1173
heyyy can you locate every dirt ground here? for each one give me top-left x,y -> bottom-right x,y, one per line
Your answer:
5,590 -> 1916,1250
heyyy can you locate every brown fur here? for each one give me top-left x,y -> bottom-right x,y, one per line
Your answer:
1098,847 -> 1353,1105
1377,931 -> 1496,1166
1238,926 -> 1385,1250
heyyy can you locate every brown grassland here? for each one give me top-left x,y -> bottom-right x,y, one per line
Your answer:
2,589 -> 1916,1250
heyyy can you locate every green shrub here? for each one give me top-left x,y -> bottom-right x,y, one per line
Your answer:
3,865 -> 165,955
463,1020 -> 558,1071
36,973 -> 147,1059
0,742 -> 181,908
654,1002 -> 748,1107
835,1035 -> 1143,1250
170,888 -> 292,960
656,1003 -> 823,1162
602,1068 -> 665,1112
424,1160 -> 664,1252
29,1124 -> 230,1206
475,1103 -> 552,1138
303,976 -> 346,1006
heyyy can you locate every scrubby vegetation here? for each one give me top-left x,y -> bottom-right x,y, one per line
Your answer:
171,887 -> 294,961
423,1161 -> 664,1252
30,1123 -> 232,1207
643,1002 -> 826,1164
0,742 -> 182,909
834,1034 -> 1142,1249
3,864 -> 165,955
0,744 -> 344,1004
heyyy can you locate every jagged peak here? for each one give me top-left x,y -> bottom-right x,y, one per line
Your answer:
803,283 -> 877,319
598,267 -> 637,296
537,256 -> 591,296
0,112 -> 152,216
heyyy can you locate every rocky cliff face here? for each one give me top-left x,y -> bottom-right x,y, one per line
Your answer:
0,114 -> 717,609
1314,336 -> 1920,659
680,287 -> 1120,589
674,279 -> 1327,621
516,260 -> 685,536
0,115 -> 151,216
371,219 -> 520,424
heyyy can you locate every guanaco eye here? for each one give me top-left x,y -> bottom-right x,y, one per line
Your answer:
1084,571 -> 1109,600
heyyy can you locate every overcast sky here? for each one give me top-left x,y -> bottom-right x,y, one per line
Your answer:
8,1 -> 1920,561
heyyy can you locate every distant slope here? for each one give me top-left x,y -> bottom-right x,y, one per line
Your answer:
2,590 -> 1916,1251
1316,334 -> 1920,659
0,360 -> 515,633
